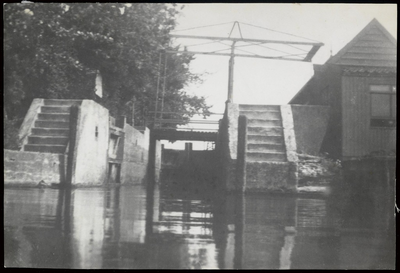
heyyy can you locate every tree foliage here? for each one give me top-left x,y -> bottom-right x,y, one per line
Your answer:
4,3 -> 211,133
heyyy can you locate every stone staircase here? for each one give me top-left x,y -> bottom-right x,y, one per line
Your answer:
239,104 -> 287,162
23,99 -> 82,154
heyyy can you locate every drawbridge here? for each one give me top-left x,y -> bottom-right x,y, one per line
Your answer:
150,110 -> 221,142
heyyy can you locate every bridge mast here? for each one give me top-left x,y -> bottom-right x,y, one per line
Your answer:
227,41 -> 236,103
152,22 -> 323,129
167,22 -> 323,103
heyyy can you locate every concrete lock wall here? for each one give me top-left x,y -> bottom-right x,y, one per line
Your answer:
120,125 -> 161,184
4,149 -> 67,186
120,125 -> 148,184
291,105 -> 330,156
72,100 -> 110,186
5,98 -> 161,186
225,104 -> 329,192
245,162 -> 298,192
120,125 -> 146,184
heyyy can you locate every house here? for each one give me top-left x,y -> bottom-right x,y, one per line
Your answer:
289,19 -> 396,162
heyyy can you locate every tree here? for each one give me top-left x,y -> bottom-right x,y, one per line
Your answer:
4,3 -> 211,147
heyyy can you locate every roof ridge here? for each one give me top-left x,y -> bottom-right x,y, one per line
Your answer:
328,18 -> 396,65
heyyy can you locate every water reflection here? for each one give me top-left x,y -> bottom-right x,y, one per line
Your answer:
4,167 -> 395,269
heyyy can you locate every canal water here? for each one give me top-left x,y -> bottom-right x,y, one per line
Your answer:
4,175 -> 395,269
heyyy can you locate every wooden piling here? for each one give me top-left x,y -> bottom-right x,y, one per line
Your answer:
66,105 -> 80,186
185,142 -> 193,160
237,115 -> 248,192
116,115 -> 126,129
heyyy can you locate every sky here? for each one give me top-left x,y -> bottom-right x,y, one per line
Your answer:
162,3 -> 397,150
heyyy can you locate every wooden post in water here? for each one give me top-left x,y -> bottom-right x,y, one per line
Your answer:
185,142 -> 193,160
66,105 -> 80,187
145,129 -> 157,242
147,129 -> 157,183
237,115 -> 248,192
116,115 -> 126,129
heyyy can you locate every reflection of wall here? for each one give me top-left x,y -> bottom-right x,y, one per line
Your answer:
72,190 -> 105,269
4,189 -> 69,268
241,196 -> 296,269
179,242 -> 219,269
119,186 -> 147,243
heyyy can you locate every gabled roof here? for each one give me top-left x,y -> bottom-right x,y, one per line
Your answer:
327,18 -> 396,67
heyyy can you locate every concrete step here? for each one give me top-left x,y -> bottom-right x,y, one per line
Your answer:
24,144 -> 66,154
239,110 -> 281,120
40,106 -> 71,114
239,104 -> 280,111
247,143 -> 285,153
31,128 -> 69,136
43,99 -> 82,106
28,136 -> 69,145
248,119 -> 282,127
247,151 -> 286,162
247,135 -> 284,145
247,126 -> 283,136
37,113 -> 70,122
35,120 -> 69,129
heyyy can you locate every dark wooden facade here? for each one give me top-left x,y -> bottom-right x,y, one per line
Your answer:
290,19 -> 396,160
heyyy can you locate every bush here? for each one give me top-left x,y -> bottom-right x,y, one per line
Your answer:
4,117 -> 21,150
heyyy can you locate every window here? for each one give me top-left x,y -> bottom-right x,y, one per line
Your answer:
370,84 -> 396,128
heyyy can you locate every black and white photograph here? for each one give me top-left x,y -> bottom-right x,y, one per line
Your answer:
4,3 -> 396,269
